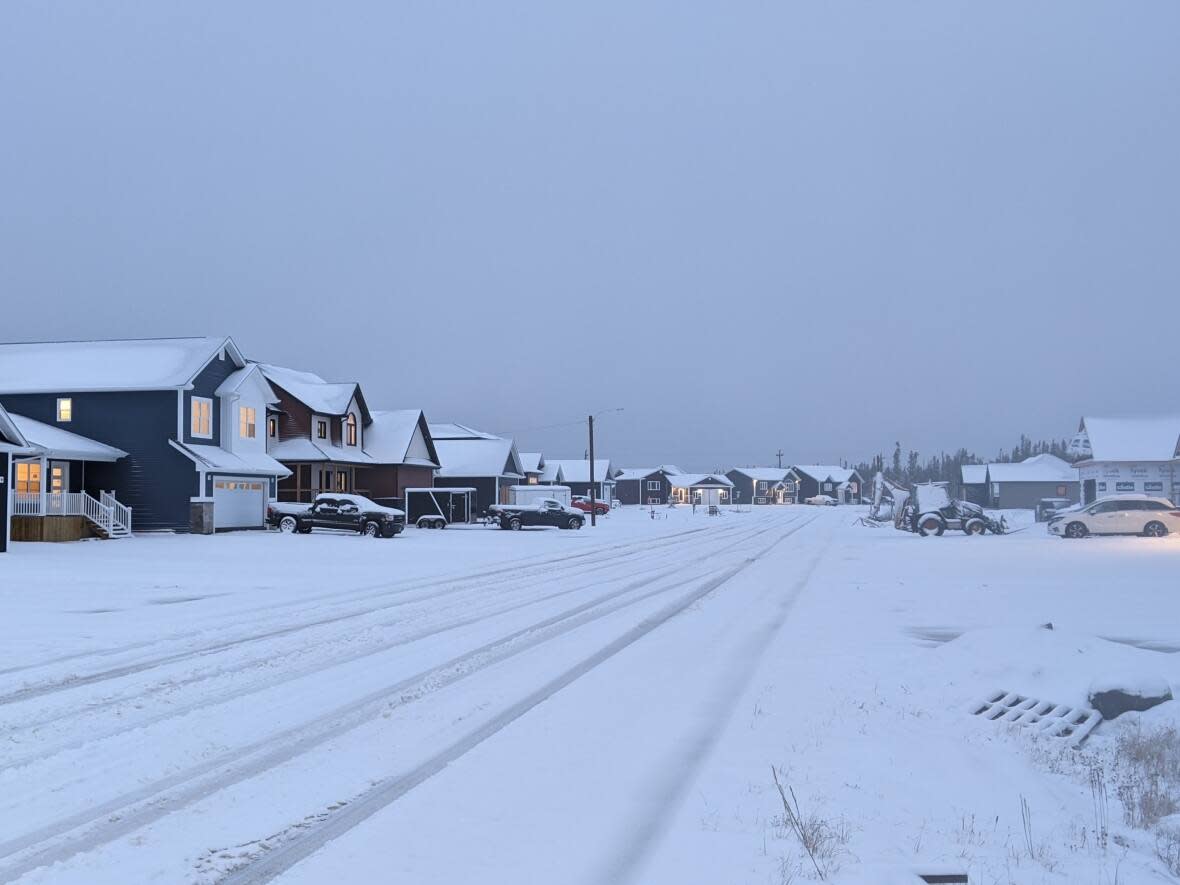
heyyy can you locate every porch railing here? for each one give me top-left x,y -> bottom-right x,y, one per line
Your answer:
13,491 -> 132,537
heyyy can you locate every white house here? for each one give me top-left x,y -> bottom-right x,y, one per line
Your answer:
1069,415 -> 1180,505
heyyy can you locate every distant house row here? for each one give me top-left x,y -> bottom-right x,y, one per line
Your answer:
0,336 -> 619,546
612,465 -> 864,506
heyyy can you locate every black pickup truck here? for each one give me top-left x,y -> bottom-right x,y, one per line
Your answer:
489,498 -> 585,531
268,493 -> 406,538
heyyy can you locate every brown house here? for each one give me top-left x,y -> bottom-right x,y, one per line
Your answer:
259,364 -> 438,503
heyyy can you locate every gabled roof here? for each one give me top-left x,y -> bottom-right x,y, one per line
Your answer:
669,473 -> 734,489
544,459 -> 614,484
539,460 -> 564,483
215,364 -> 281,405
428,422 -> 501,441
435,437 -> 523,479
364,409 -> 440,468
728,467 -> 791,482
615,467 -> 666,482
960,464 -> 988,484
8,413 -> 128,462
1072,416 -> 1180,463
518,452 -> 545,475
0,336 -> 244,394
987,454 -> 1078,483
792,465 -> 861,484
257,363 -> 370,421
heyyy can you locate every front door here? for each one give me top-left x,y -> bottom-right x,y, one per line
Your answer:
1083,478 -> 1096,504
47,462 -> 69,514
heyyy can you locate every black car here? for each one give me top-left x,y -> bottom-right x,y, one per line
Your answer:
268,494 -> 406,538
489,498 -> 585,530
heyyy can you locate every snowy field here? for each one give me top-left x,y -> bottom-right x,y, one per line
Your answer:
1,506 -> 1179,884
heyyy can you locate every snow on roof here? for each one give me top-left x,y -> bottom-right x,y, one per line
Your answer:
669,473 -> 734,489
615,467 -> 662,481
544,459 -> 614,484
792,465 -> 858,483
518,452 -> 544,474
987,454 -> 1078,483
364,410 -> 439,467
428,422 -> 500,441
1075,416 -> 1180,463
257,364 -> 360,417
0,337 -> 240,393
960,464 -> 988,484
215,364 -> 280,405
435,438 -> 522,478
729,467 -> 790,482
0,402 -> 30,450
267,437 -> 376,465
539,461 -> 564,483
7,413 -> 127,461
170,441 -> 292,477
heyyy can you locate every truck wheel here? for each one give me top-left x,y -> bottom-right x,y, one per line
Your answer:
568,517 -> 583,530
918,516 -> 945,537
278,516 -> 298,533
963,519 -> 986,536
508,517 -> 522,531
363,521 -> 380,537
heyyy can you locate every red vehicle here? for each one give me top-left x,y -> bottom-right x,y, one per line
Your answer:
571,495 -> 610,516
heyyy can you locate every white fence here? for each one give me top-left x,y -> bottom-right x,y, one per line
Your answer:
12,492 -> 132,536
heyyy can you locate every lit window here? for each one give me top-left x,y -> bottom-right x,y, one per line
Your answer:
346,413 -> 357,446
267,416 -> 277,438
56,398 -> 72,422
335,471 -> 349,492
15,462 -> 41,493
191,397 -> 212,438
239,406 -> 256,439
317,420 -> 328,440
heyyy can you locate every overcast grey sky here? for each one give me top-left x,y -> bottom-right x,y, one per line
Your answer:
2,3 -> 1178,470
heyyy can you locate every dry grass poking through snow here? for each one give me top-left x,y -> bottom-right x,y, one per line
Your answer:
770,766 -> 851,881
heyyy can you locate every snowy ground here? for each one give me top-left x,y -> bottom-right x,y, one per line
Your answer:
1,506 -> 1179,884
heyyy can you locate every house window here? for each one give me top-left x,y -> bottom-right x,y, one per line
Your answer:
239,406 -> 256,439
647,480 -> 661,490
1056,485 -> 1068,497
335,471 -> 349,492
56,398 -> 72,422
267,416 -> 277,438
757,481 -> 768,492
991,483 -> 1000,498
1144,481 -> 1164,494
15,462 -> 41,493
191,397 -> 213,438
823,482 -> 832,491
1115,481 -> 1136,492
1097,482 -> 1107,492
346,413 -> 357,446
527,476 -> 538,484
316,419 -> 328,440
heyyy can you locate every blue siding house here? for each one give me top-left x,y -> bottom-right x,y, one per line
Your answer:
0,337 -> 290,534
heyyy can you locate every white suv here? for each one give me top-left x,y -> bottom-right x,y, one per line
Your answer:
1048,496 -> 1180,539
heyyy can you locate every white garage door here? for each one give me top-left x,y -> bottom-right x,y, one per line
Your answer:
213,478 -> 266,529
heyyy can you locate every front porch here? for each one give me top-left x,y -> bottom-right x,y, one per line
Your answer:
7,414 -> 132,541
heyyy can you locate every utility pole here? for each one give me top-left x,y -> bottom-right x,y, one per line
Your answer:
588,414 -> 597,527
776,449 -> 784,469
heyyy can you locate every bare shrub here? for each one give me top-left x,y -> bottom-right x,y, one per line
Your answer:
770,767 -> 851,880
1157,823 -> 1180,877
1110,724 -> 1180,829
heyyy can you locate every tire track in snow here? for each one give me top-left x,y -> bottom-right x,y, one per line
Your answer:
596,520 -> 835,885
0,524 -> 718,681
0,522 -> 798,882
211,516 -> 822,885
0,523 -> 753,710
2,523 -> 778,771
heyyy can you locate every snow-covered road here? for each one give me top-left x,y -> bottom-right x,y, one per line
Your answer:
2,506 -> 1179,883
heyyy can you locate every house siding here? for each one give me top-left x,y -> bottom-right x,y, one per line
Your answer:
993,480 -> 1080,510
0,390 -> 199,531
615,473 -> 673,505
183,353 -> 238,445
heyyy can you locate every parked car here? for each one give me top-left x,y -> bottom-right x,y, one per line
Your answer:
268,494 -> 406,538
570,495 -> 610,516
805,495 -> 836,506
1048,496 -> 1180,539
1035,497 -> 1075,522
489,498 -> 585,530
